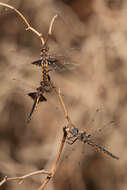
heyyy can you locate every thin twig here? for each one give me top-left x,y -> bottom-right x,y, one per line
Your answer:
0,127 -> 68,189
50,127 -> 67,173
49,14 -> 58,35
0,169 -> 51,186
44,14 -> 58,46
0,3 -> 73,190
53,86 -> 73,128
38,127 -> 67,190
0,2 -> 45,45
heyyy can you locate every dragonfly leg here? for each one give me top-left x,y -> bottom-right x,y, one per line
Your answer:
66,136 -> 78,145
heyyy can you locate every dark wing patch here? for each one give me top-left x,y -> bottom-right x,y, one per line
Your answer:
39,95 -> 47,102
31,60 -> 41,67
28,92 -> 37,100
48,56 -> 80,73
28,92 -> 47,102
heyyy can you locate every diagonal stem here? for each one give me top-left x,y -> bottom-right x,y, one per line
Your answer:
0,169 -> 51,186
38,127 -> 67,190
0,2 -> 45,45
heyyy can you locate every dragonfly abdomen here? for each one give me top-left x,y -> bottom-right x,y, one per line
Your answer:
41,60 -> 50,87
87,140 -> 119,160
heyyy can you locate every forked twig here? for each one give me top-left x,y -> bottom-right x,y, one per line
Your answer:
0,1 -> 66,189
44,14 -> 58,46
0,3 -> 67,189
0,169 -> 51,186
34,80 -> 74,189
0,2 -> 44,44
0,126 -> 68,189
0,2 -> 119,190
0,2 -> 58,45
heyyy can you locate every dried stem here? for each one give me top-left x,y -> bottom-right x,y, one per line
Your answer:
0,169 -> 51,186
49,14 -> 58,35
36,83 -> 71,190
0,3 -> 72,190
38,127 -> 67,190
44,14 -> 58,46
51,127 -> 67,173
53,86 -> 73,128
0,3 -> 58,46
0,127 -> 68,189
0,2 -> 44,44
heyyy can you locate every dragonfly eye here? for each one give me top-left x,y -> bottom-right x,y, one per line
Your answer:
86,134 -> 91,139
71,127 -> 79,135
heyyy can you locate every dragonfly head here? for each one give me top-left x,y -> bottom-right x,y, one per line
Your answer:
41,46 -> 49,54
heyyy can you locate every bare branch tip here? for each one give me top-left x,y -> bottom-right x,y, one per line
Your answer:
54,14 -> 58,19
25,27 -> 29,31
19,180 -> 23,184
0,176 -> 7,186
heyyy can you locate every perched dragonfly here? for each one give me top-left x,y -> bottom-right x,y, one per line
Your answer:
66,125 -> 119,160
27,45 -> 79,122
9,45 -> 79,123
5,15 -> 80,123
26,46 -> 67,123
31,47 -> 79,72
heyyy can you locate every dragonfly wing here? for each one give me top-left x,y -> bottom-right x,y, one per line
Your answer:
48,55 -> 80,73
31,60 -> 41,67
28,92 -> 37,100
39,94 -> 47,102
28,92 -> 47,102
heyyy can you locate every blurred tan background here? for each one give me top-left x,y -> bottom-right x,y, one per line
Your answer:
0,0 -> 127,190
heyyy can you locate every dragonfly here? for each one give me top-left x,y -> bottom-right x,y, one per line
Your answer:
26,44 -> 79,122
8,45 -> 79,123
66,125 -> 119,160
3,15 -> 80,123
25,45 -> 79,122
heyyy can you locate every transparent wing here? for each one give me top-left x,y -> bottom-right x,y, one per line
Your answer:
48,55 -> 80,73
47,46 -> 81,72
31,60 -> 41,67
81,106 -> 118,141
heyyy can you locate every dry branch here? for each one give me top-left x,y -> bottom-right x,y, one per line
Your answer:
0,125 -> 68,189
0,2 -> 76,190
43,14 -> 58,46
38,127 -> 67,190
0,2 -> 58,45
53,86 -> 73,128
0,2 -> 120,190
0,169 -> 51,186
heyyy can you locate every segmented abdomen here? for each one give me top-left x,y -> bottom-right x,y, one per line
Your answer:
87,140 -> 119,160
41,60 -> 49,87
